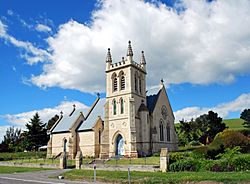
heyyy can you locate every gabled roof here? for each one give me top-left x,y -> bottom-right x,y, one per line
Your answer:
146,89 -> 162,113
77,98 -> 106,131
51,109 -> 85,133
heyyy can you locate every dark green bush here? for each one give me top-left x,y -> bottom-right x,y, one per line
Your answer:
193,145 -> 224,159
169,153 -> 250,172
230,154 -> 250,171
169,159 -> 201,171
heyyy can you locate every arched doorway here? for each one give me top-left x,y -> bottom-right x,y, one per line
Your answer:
115,134 -> 125,156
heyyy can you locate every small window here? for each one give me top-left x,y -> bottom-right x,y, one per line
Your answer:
120,98 -> 124,114
160,121 -> 164,141
167,126 -> 170,141
113,99 -> 116,115
113,78 -> 118,92
121,75 -> 125,90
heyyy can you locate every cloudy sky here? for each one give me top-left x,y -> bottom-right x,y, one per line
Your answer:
0,0 -> 250,141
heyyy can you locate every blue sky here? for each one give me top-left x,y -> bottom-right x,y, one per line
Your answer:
0,0 -> 250,140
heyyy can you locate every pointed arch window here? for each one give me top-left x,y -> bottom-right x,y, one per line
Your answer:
135,74 -> 138,92
167,126 -> 170,141
113,77 -> 118,92
160,120 -> 164,141
113,99 -> 117,115
121,75 -> 125,90
112,73 -> 118,92
139,77 -> 142,94
120,98 -> 124,114
99,130 -> 101,144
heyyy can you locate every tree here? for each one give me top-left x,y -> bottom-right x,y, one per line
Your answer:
196,111 -> 227,145
177,111 -> 227,146
23,112 -> 48,151
1,126 -> 22,152
177,119 -> 201,146
240,109 -> 250,128
47,114 -> 59,130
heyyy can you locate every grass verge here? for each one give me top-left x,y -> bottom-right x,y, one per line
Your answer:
62,169 -> 250,183
0,166 -> 51,174
105,156 -> 159,165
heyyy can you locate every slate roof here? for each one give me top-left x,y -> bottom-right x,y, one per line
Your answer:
51,109 -> 85,133
77,98 -> 106,131
146,89 -> 161,113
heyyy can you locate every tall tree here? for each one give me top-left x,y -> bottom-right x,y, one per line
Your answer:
196,111 -> 226,144
240,109 -> 250,128
23,112 -> 48,151
1,126 -> 22,152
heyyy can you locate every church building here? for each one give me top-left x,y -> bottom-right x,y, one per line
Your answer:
47,41 -> 178,159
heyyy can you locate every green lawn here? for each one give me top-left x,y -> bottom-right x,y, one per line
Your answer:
62,169 -> 250,183
105,156 -> 159,165
0,166 -> 51,174
223,118 -> 245,130
4,158 -> 93,166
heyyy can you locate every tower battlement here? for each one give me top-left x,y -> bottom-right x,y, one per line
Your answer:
106,41 -> 146,73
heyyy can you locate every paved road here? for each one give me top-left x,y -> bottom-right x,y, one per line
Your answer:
0,169 -> 103,184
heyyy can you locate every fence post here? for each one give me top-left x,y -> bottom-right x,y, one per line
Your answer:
93,163 -> 96,183
128,167 -> 131,184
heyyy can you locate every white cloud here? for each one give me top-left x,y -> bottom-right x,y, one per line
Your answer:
29,0 -> 250,92
0,101 -> 89,142
0,20 -> 50,64
1,1 -> 250,92
1,101 -> 88,127
0,20 -> 7,36
0,126 -> 9,142
174,93 -> 250,121
36,24 -> 52,33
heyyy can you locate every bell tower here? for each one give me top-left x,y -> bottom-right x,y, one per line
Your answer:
100,41 -> 147,158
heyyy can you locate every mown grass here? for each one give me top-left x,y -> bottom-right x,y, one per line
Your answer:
223,118 -> 245,130
0,166 -> 51,174
4,158 -> 92,166
105,156 -> 159,165
0,151 -> 46,161
62,169 -> 250,183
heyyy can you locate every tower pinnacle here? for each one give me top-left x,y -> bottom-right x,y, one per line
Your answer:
106,48 -> 112,63
140,51 -> 146,65
127,40 -> 133,57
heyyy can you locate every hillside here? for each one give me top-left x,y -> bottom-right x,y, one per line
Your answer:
175,118 -> 246,130
223,118 -> 245,130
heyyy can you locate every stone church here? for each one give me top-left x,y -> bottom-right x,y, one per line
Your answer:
47,41 -> 178,159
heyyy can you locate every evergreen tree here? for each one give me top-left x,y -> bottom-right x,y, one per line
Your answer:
196,111 -> 226,144
240,109 -> 250,128
23,112 -> 48,151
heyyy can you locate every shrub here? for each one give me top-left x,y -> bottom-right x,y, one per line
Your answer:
169,152 -> 192,164
169,159 -> 200,172
229,154 -> 250,171
211,130 -> 250,153
188,141 -> 203,146
193,145 -> 224,160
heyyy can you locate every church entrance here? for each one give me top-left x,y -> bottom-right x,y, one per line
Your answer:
115,134 -> 125,156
